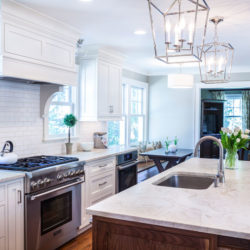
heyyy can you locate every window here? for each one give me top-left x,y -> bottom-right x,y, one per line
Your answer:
224,94 -> 243,129
108,80 -> 148,146
48,86 -> 76,138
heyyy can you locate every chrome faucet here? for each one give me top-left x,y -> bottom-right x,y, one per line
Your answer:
194,136 -> 225,184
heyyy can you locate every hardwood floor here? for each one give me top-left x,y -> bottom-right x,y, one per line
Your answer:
59,229 -> 92,250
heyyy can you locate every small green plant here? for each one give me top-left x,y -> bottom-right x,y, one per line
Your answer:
174,136 -> 178,146
165,137 -> 171,151
64,114 -> 77,143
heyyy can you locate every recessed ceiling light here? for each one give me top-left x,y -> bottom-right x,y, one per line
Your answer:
134,30 -> 147,35
80,0 -> 92,2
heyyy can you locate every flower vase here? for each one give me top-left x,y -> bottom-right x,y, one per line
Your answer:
225,151 -> 239,170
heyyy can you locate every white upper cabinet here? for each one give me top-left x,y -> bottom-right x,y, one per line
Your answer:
0,0 -> 80,86
78,47 -> 123,121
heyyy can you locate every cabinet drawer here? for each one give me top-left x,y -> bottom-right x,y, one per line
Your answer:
0,205 -> 6,238
0,185 -> 5,203
90,172 -> 113,196
90,188 -> 114,206
87,158 -> 115,177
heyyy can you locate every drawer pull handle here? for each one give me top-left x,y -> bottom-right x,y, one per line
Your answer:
99,181 -> 107,187
99,164 -> 108,168
17,190 -> 22,204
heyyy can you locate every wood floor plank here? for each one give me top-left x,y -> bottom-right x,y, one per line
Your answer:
59,229 -> 92,250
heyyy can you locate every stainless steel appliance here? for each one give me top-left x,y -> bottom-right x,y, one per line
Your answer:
0,155 -> 85,250
116,151 -> 138,192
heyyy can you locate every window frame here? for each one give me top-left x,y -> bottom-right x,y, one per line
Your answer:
108,78 -> 148,146
43,86 -> 78,141
224,93 -> 243,129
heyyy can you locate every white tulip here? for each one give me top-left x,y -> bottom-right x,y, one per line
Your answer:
228,129 -> 232,134
234,127 -> 241,133
245,129 -> 250,134
236,138 -> 241,143
234,131 -> 238,136
221,127 -> 227,133
241,134 -> 249,139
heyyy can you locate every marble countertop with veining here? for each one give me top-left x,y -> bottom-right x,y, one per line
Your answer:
0,170 -> 25,183
87,158 -> 250,239
64,145 -> 137,163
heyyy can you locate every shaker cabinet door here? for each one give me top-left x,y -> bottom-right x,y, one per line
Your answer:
7,179 -> 24,250
98,61 -> 110,118
108,64 -> 122,118
98,61 -> 122,120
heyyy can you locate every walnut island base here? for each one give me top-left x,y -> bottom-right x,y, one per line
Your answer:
93,216 -> 250,250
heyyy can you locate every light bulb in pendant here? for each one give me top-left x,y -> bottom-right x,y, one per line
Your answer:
165,20 -> 171,43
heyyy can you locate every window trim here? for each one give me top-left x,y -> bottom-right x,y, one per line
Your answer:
108,78 -> 148,147
43,87 -> 79,142
224,93 -> 243,129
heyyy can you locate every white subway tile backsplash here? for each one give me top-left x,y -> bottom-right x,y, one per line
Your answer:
0,80 -> 107,158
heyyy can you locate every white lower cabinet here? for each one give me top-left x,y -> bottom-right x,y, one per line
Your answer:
80,157 -> 116,228
0,178 -> 24,250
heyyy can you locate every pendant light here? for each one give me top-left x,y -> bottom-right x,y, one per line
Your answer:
198,16 -> 234,83
168,74 -> 194,88
147,0 -> 210,64
168,64 -> 194,88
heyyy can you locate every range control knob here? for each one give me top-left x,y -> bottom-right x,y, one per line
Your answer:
63,172 -> 68,178
43,178 -> 51,184
79,169 -> 84,174
30,181 -> 37,189
37,179 -> 44,186
75,170 -> 80,175
57,174 -> 63,181
69,171 -> 75,177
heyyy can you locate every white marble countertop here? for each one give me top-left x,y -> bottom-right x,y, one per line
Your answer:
87,158 -> 250,240
64,145 -> 137,163
0,170 -> 25,183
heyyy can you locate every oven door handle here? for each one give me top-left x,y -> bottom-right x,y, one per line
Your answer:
117,161 -> 139,171
30,179 -> 85,201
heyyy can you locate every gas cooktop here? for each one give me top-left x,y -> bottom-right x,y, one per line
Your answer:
0,155 -> 79,172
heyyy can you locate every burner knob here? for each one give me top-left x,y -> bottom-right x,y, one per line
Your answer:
57,174 -> 63,181
69,171 -> 75,177
63,173 -> 68,178
75,170 -> 80,175
44,178 -> 51,184
37,179 -> 44,186
30,181 -> 37,189
79,169 -> 84,174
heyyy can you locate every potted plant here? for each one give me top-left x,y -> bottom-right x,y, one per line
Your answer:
64,114 -> 77,155
165,137 -> 171,153
220,127 -> 249,169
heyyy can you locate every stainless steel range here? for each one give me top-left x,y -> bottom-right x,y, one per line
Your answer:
0,155 -> 85,250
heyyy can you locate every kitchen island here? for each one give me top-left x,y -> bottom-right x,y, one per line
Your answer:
87,158 -> 250,250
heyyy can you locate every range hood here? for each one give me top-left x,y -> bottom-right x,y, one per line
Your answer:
0,0 -> 80,86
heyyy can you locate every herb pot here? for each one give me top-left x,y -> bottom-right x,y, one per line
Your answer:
65,143 -> 73,155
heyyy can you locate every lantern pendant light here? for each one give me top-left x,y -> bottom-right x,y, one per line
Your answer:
198,16 -> 234,84
147,0 -> 210,64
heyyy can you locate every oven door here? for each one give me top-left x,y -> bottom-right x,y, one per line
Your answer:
118,161 -> 138,192
25,179 -> 83,250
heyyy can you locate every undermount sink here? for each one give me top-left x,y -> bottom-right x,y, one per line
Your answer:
154,172 -> 215,190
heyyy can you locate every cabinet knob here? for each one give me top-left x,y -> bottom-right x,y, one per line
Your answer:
109,105 -> 114,113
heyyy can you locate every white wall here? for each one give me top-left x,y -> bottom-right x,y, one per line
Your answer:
0,80 -> 106,157
148,74 -> 250,151
148,76 -> 195,149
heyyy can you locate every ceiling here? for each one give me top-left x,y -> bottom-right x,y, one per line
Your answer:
16,0 -> 250,75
